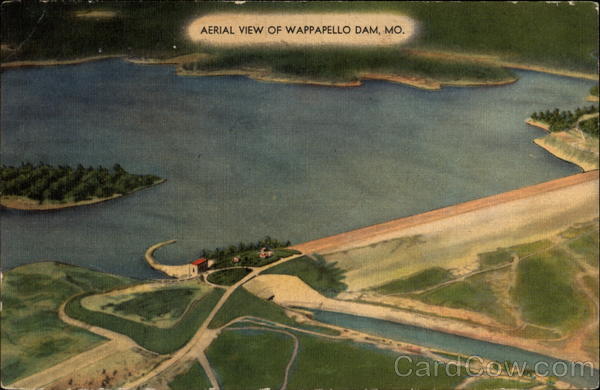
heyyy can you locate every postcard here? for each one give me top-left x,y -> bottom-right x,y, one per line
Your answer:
1,1 -> 598,389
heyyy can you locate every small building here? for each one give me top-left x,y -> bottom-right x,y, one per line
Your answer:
192,258 -> 210,272
232,256 -> 241,263
258,247 -> 274,259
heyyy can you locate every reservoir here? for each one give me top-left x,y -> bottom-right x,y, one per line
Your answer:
0,59 -> 592,278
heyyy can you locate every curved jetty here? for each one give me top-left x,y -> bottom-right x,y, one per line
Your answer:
145,240 -> 199,279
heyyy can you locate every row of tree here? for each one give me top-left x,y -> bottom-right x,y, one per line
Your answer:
199,236 -> 292,260
530,105 -> 598,133
0,163 -> 161,203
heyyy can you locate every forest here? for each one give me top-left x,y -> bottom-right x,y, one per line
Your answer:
530,105 -> 599,135
0,163 -> 162,204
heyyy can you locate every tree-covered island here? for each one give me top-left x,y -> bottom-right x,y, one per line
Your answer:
0,163 -> 164,210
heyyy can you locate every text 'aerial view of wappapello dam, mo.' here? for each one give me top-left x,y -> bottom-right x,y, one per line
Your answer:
0,1 -> 599,390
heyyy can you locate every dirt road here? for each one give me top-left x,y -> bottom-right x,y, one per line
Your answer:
121,252 -> 304,390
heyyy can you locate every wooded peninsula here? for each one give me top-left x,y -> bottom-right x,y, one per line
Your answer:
0,163 -> 164,210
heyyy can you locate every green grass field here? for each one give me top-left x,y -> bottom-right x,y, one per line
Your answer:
65,288 -> 224,354
1,262 -> 134,385
288,332 -> 467,390
560,219 -> 599,240
168,361 -> 212,390
209,288 -> 295,329
567,232 -> 599,267
2,2 -> 596,73
509,240 -> 555,259
513,248 -> 585,329
207,268 -> 251,286
265,255 -> 347,297
374,267 -> 453,294
375,221 -> 598,336
583,275 -> 599,300
101,288 -> 201,322
512,324 -> 561,340
206,323 -> 468,390
476,240 -> 560,271
207,329 -> 294,390
416,273 -> 511,323
81,280 -> 213,328
478,248 -> 514,269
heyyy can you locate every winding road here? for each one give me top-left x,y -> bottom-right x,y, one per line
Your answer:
121,242 -> 304,390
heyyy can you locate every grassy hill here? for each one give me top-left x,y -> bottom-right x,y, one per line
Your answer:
1,262 -> 134,385
365,220 -> 598,347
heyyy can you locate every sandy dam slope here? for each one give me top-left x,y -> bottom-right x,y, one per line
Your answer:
292,171 -> 599,291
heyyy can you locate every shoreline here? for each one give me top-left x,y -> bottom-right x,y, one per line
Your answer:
177,68 -> 362,87
125,53 -> 210,66
405,49 -> 598,81
525,118 -> 599,171
359,73 -> 518,90
1,52 -> 588,90
525,118 -> 551,131
0,179 -> 166,211
0,55 -> 125,69
534,136 -> 598,172
177,67 -> 518,90
502,62 -> 598,81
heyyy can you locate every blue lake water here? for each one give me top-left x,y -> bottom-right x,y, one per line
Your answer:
313,311 -> 599,388
0,59 -> 592,279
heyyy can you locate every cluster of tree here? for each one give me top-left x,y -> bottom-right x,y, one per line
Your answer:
199,236 -> 292,261
0,162 -> 161,203
530,105 -> 598,133
579,116 -> 599,137
590,84 -> 599,97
